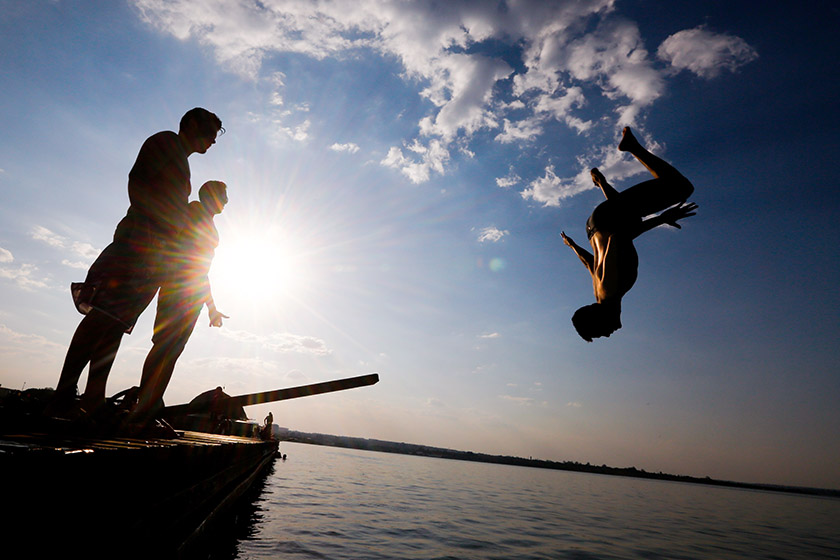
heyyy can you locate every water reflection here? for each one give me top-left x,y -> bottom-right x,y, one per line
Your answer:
184,462 -> 276,560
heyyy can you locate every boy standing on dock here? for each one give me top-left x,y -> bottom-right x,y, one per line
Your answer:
129,180 -> 229,424
49,109 -> 224,417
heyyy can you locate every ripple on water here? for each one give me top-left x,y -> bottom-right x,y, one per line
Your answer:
234,444 -> 840,560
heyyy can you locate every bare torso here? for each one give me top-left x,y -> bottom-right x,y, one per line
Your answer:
589,230 -> 638,303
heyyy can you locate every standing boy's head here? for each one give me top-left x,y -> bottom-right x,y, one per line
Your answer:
180,108 -> 224,154
199,181 -> 228,215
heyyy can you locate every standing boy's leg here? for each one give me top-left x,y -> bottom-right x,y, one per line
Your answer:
51,311 -> 125,415
132,295 -> 202,422
79,321 -> 125,413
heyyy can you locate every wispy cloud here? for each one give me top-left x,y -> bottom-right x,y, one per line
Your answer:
426,397 -> 447,409
220,329 -> 332,356
187,355 -> 282,377
31,226 -> 65,249
0,324 -> 65,356
0,249 -> 50,290
30,226 -> 99,264
61,259 -> 92,270
499,394 -> 547,407
477,226 -> 508,243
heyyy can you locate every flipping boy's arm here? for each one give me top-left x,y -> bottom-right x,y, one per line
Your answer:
561,231 -> 595,274
632,202 -> 698,239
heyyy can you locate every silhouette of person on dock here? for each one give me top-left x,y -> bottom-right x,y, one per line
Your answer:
261,411 -> 274,439
561,127 -> 697,341
129,181 -> 229,424
49,108 -> 223,417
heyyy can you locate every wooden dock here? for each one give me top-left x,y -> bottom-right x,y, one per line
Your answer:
1,427 -> 279,558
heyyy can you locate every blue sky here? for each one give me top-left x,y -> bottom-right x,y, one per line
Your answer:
1,1 -> 838,488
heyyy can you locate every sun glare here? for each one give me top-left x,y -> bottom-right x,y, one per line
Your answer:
210,232 -> 311,306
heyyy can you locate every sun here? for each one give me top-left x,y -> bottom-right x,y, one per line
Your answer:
209,230 -> 312,307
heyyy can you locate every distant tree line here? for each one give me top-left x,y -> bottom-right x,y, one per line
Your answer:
279,429 -> 839,498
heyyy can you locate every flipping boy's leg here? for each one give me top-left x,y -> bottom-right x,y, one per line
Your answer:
617,127 -> 694,216
591,168 -> 619,200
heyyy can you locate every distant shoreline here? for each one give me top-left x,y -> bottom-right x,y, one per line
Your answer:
278,429 -> 840,498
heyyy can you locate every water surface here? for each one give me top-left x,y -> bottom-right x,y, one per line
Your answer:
230,443 -> 839,559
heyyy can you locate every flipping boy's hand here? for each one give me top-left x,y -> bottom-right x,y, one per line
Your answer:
561,231 -> 574,247
661,202 -> 698,229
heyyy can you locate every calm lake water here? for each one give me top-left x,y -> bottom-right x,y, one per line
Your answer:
218,442 -> 839,560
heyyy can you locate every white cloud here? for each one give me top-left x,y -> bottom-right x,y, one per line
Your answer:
0,263 -> 50,290
566,401 -> 582,408
533,86 -> 592,132
1,241 -> 54,290
220,329 -> 332,356
381,146 -> 407,168
188,355 -> 282,377
0,324 -> 65,359
499,394 -> 547,407
495,116 -> 544,144
132,0 -> 754,192
417,53 -> 512,140
31,225 -> 65,248
330,142 -> 360,153
479,332 -> 500,339
477,226 -> 508,243
520,129 -> 666,206
521,165 -> 591,207
380,139 -> 450,184
70,242 -> 99,261
30,226 -> 99,263
61,259 -> 91,270
658,27 -> 758,79
496,171 -> 520,189
277,119 -> 311,142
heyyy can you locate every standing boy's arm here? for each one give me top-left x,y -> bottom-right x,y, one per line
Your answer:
205,283 -> 229,327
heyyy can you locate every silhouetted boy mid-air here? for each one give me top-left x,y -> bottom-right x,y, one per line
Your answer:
561,127 -> 697,342
129,181 -> 229,424
49,108 -> 223,416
